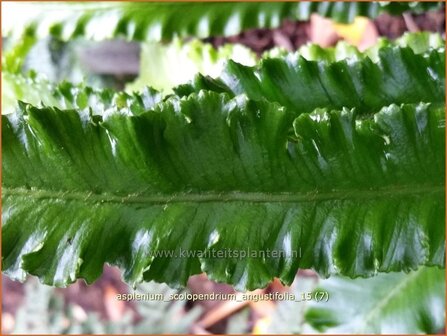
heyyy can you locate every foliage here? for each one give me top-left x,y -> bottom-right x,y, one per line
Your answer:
10,267 -> 445,334
126,38 -> 256,93
258,267 -> 445,334
3,2 -> 442,42
175,47 -> 445,115
128,32 -> 444,94
4,32 -> 443,114
3,91 -> 444,290
1,73 -> 162,115
1,3 -> 445,333
303,267 -> 445,334
264,31 -> 445,61
2,2 -> 442,78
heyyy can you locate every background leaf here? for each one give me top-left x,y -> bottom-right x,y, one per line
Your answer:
1,73 -> 162,115
175,47 -> 445,115
303,267 -> 445,334
126,38 -> 256,94
128,32 -> 444,95
2,2 -> 442,42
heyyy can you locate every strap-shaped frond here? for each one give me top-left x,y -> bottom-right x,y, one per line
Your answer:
3,91 -> 445,290
128,32 -> 445,94
2,73 -> 162,115
3,2 -> 442,42
175,47 -> 445,115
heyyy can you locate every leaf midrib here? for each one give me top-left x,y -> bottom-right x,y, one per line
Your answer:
3,184 -> 443,205
357,268 -> 424,333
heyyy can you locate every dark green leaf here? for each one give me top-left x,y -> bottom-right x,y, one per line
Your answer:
175,47 -> 445,115
2,91 -> 445,290
128,33 -> 444,94
2,73 -> 162,115
3,2 -> 442,42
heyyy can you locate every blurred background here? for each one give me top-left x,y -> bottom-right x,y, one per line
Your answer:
1,2 -> 446,334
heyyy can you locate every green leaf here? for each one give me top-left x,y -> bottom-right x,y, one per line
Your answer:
265,32 -> 445,63
2,91 -> 445,290
2,26 -> 37,73
392,31 -> 445,55
1,72 -> 162,115
128,32 -> 444,94
175,47 -> 445,115
2,2 -> 442,42
4,40 -> 443,115
126,38 -> 256,94
303,267 -> 445,334
3,3 -> 442,76
2,73 -> 62,115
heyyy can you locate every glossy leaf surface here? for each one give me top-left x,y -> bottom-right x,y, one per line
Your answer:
3,92 -> 445,290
